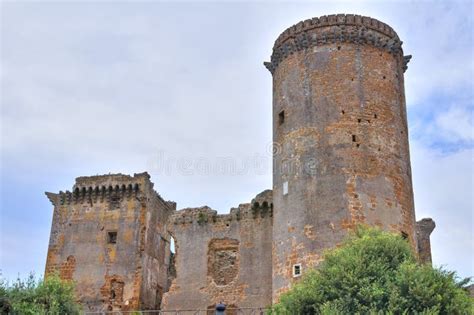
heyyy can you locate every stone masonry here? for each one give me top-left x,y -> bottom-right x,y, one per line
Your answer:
45,14 -> 435,312
267,13 -> 421,300
45,173 -> 175,312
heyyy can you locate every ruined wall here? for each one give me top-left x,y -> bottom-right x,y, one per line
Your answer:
138,179 -> 176,310
265,14 -> 418,301
45,173 -> 174,312
161,190 -> 273,312
416,218 -> 436,264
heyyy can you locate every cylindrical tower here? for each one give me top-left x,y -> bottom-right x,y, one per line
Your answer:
265,14 -> 416,301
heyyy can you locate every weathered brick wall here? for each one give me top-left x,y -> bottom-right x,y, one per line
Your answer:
161,190 -> 273,312
266,14 -> 418,301
45,173 -> 174,312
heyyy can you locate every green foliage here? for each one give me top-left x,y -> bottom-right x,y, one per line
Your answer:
0,273 -> 80,315
271,226 -> 473,315
197,212 -> 208,225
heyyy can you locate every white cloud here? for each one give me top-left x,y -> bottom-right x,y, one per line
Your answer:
435,106 -> 473,143
411,140 -> 473,277
409,97 -> 473,151
393,2 -> 474,107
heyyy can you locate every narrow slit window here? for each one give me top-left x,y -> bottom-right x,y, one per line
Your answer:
352,135 -> 357,142
108,231 -> 117,244
283,181 -> 288,195
293,264 -> 302,277
279,110 -> 285,125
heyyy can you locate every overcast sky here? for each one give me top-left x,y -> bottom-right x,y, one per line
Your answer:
1,1 -> 472,282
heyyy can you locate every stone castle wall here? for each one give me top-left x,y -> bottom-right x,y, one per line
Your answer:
161,190 -> 273,311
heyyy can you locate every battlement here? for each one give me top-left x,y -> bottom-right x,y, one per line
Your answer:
74,172 -> 150,189
45,172 -> 173,208
171,190 -> 273,226
265,14 -> 405,74
251,189 -> 272,207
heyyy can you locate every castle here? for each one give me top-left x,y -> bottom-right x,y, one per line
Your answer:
45,14 -> 436,312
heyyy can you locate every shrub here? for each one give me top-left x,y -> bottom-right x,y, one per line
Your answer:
0,273 -> 80,315
271,226 -> 472,314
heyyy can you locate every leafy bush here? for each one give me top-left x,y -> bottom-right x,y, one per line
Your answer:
271,226 -> 473,314
0,273 -> 80,315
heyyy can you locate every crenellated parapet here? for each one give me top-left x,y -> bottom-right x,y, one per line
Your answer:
171,206 -> 218,225
171,190 -> 274,226
46,184 -> 141,206
264,14 -> 410,74
74,172 -> 149,187
45,172 -> 172,207
250,189 -> 273,218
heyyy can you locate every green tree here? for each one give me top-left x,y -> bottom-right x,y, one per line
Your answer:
0,273 -> 80,315
271,227 -> 472,315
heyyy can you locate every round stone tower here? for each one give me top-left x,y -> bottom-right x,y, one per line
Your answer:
265,14 -> 416,301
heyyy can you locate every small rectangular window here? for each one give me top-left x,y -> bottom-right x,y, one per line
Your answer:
108,231 -> 117,244
283,181 -> 288,195
279,110 -> 285,125
401,231 -> 408,240
293,264 -> 302,277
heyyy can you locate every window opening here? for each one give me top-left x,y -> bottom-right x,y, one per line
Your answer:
283,181 -> 288,195
293,264 -> 302,277
279,110 -> 285,125
108,231 -> 117,244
